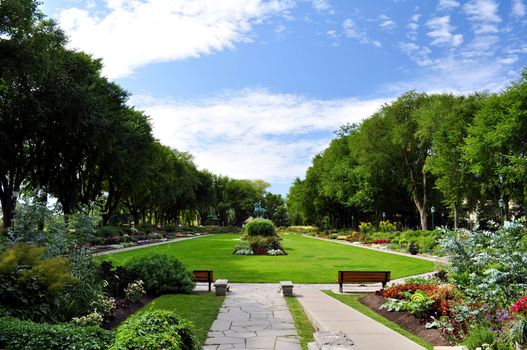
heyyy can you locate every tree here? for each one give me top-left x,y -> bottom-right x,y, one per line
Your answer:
0,0 -> 66,228
418,93 -> 484,228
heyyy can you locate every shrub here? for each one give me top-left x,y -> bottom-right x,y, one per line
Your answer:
378,220 -> 397,232
233,240 -> 252,255
0,316 -> 114,349
461,323 -> 499,350
98,226 -> 123,238
246,235 -> 283,255
111,310 -> 198,350
358,222 -> 375,233
372,239 -> 391,244
245,219 -> 276,237
125,254 -> 194,295
408,242 -> 419,255
0,243 -> 74,322
98,261 -> 138,298
125,280 -> 145,304
281,226 -> 319,235
71,311 -> 104,326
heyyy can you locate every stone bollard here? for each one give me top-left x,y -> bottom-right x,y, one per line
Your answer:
308,330 -> 358,350
280,281 -> 294,296
214,279 -> 229,296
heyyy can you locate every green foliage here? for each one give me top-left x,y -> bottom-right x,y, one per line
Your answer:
378,220 -> 397,232
359,222 -> 375,233
462,323 -> 501,350
245,218 -> 276,237
98,226 -> 123,237
111,310 -> 198,350
125,254 -> 194,295
0,243 -> 74,322
0,316 -> 114,350
125,280 -> 146,304
440,221 -> 527,309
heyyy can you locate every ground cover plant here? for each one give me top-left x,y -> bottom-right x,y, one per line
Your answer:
98,233 -> 434,283
136,294 -> 225,345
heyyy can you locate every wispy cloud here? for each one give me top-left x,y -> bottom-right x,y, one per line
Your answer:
426,16 -> 463,46
379,14 -> 397,30
132,90 -> 388,182
463,0 -> 501,34
437,0 -> 460,10
312,0 -> 333,13
512,0 -> 526,17
342,18 -> 381,47
58,0 -> 295,79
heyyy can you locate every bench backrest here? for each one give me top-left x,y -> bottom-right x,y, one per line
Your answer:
193,270 -> 213,282
338,271 -> 390,283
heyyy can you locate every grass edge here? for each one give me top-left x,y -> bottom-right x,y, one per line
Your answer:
285,296 -> 314,350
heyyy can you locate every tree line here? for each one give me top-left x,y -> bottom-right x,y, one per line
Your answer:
287,72 -> 527,230
0,0 -> 287,230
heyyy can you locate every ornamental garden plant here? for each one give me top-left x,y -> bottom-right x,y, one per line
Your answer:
233,218 -> 286,255
367,220 -> 527,350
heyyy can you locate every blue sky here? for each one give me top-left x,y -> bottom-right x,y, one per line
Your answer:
43,0 -> 527,196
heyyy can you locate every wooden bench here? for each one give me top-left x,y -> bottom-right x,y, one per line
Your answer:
338,271 -> 391,293
192,270 -> 213,292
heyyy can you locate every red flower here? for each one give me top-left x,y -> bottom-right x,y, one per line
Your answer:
510,296 -> 527,315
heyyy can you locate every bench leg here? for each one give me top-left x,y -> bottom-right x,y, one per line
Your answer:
339,283 -> 343,293
209,281 -> 212,292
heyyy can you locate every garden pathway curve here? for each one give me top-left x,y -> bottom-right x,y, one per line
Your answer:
204,283 -> 301,350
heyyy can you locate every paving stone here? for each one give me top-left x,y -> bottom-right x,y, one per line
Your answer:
246,336 -> 277,349
218,345 -> 236,350
257,329 -> 298,337
208,331 -> 225,338
224,330 -> 258,339
205,337 -> 246,345
277,337 -> 300,344
275,339 -> 302,350
211,320 -> 232,332
203,346 -> 219,350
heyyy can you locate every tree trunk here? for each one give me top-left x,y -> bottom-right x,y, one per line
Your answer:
453,204 -> 458,230
1,196 -> 14,230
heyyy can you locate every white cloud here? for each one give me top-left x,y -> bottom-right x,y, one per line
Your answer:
132,90 -> 387,183
379,15 -> 397,30
512,0 -> 526,17
399,42 -> 432,66
58,0 -> 295,79
437,0 -> 460,10
342,18 -> 381,47
464,0 -> 501,34
312,0 -> 332,13
426,16 -> 463,46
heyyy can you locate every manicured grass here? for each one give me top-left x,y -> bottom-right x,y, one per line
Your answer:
97,234 -> 434,283
130,293 -> 225,345
323,291 -> 433,350
285,296 -> 314,350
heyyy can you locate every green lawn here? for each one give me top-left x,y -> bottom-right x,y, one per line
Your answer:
128,294 -> 225,346
323,291 -> 433,350
97,234 -> 434,283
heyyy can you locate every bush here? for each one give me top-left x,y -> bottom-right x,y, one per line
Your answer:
0,243 -> 74,322
461,323 -> 499,350
125,254 -> 194,295
111,310 -> 198,350
358,222 -> 375,233
0,316 -> 114,349
378,220 -> 397,232
98,226 -> 123,238
245,219 -> 276,237
98,261 -> 138,299
125,280 -> 145,304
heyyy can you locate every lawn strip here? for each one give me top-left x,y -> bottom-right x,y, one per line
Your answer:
128,293 -> 225,346
323,291 -> 433,350
285,296 -> 314,350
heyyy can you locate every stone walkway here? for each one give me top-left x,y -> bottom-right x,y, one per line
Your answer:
204,283 -> 301,350
93,234 -> 209,256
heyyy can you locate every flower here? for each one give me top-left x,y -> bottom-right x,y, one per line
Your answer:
510,296 -> 527,316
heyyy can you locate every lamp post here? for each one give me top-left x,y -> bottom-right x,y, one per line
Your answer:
351,215 -> 355,230
498,198 -> 505,225
431,206 -> 436,230
382,212 -> 386,221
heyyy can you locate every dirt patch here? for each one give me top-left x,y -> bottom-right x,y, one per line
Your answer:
359,294 -> 451,346
102,295 -> 155,329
